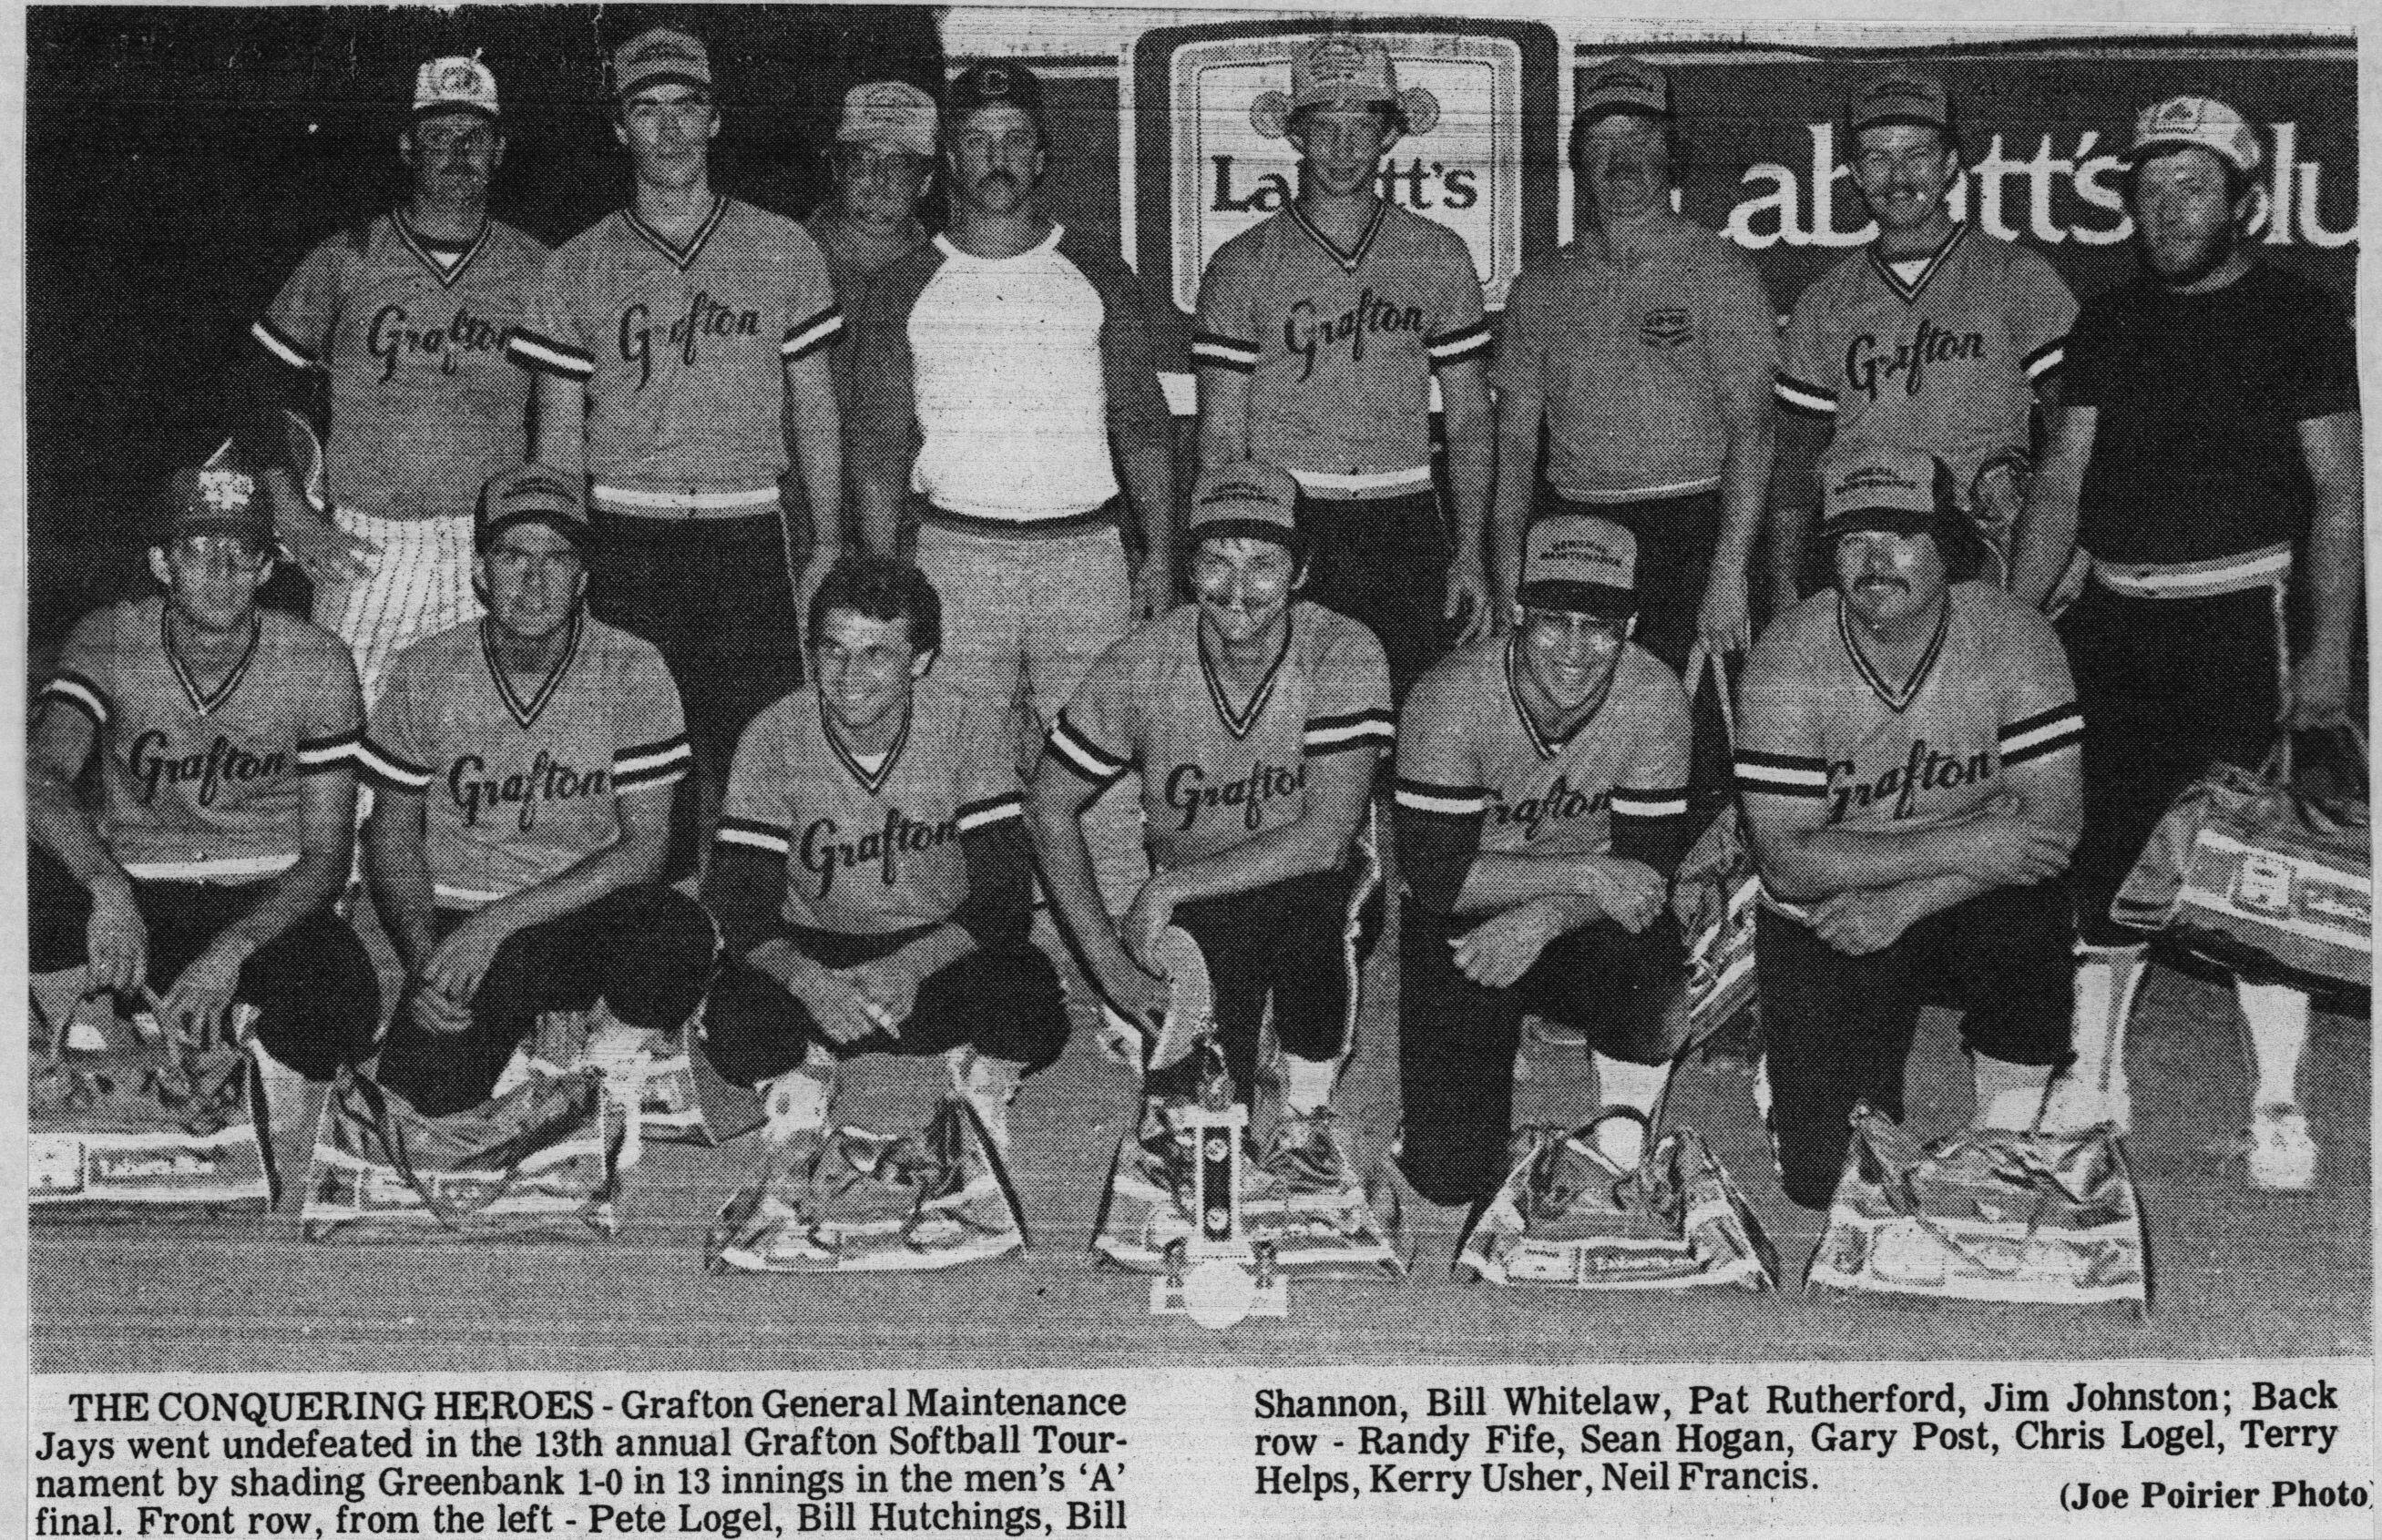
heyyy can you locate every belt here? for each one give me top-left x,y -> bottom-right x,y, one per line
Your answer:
1548,475 -> 1722,505
592,484 -> 780,521
922,505 -> 1119,541
2090,543 -> 2292,599
1289,466 -> 1433,500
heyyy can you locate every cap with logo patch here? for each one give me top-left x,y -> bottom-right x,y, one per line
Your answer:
838,81 -> 938,158
1848,67 -> 1951,137
1190,460 -> 1303,556
946,62 -> 1048,143
2126,95 -> 2262,176
1519,515 -> 1638,619
413,56 -> 499,123
479,463 -> 594,552
160,442 -> 274,549
1578,56 -> 1671,121
1252,36 -> 1439,138
1819,446 -> 1959,539
614,27 -> 711,102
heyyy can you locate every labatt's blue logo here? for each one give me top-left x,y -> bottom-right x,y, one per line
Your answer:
1211,155 -> 1478,215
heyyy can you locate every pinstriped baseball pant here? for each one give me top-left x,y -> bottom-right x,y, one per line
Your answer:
312,508 -> 482,709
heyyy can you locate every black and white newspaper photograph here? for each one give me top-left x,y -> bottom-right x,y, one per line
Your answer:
12,2 -> 2373,1535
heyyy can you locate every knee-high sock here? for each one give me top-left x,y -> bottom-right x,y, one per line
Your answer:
2070,943 -> 2148,1094
2237,978 -> 2310,1110
1281,1053 -> 1337,1116
1974,1053 -> 2055,1128
1590,1054 -> 1670,1166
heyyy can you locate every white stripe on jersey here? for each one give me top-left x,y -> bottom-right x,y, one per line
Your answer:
312,508 -> 482,709
954,795 -> 1024,834
39,675 -> 109,726
250,319 -> 315,371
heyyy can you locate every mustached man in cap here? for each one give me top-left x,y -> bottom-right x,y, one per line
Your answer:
1392,514 -> 1693,1205
1194,35 -> 1496,699
810,82 -> 938,332
509,26 -> 846,872
1739,447 -> 2082,1208
2012,97 -> 2361,1188
359,465 -> 714,1117
1492,57 -> 1775,677
249,54 -> 550,708
1770,67 -> 2078,609
1030,461 -> 1393,1182
30,447 -> 378,1190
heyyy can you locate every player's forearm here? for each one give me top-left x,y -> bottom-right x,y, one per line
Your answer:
1118,440 -> 1177,591
1194,372 -> 1250,468
1149,806 -> 1365,911
1864,870 -> 2001,929
1448,851 -> 1617,920
363,811 -> 438,971
465,836 -> 663,949
529,374 -> 586,478
745,936 -> 830,998
2011,413 -> 2091,609
877,923 -> 976,996
1489,412 -> 1539,612
2301,474 -> 2364,668
786,363 -> 844,551
1440,382 -> 1494,557
1025,777 -> 1137,979
220,848 -> 350,961
1758,811 -> 1996,901
29,777 -> 131,897
1712,411 -> 1775,598
1765,413 -> 1826,605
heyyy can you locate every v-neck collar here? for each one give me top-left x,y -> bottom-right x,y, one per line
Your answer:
1288,197 -> 1389,274
1198,611 -> 1294,741
817,689 -> 912,798
1505,637 -> 1603,761
624,196 -> 730,271
162,607 -> 261,718
1836,589 -> 1951,714
481,610 -> 584,730
1866,219 -> 1968,304
394,211 -> 491,289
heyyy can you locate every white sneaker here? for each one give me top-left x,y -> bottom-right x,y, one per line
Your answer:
957,1056 -> 1019,1158
2036,1077 -> 2132,1137
760,1071 -> 833,1147
2247,1104 -> 2317,1191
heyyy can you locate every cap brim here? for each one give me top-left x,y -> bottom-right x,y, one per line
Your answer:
2121,133 -> 2244,170
1851,111 -> 1948,135
482,510 -> 596,550
413,102 -> 500,124
171,515 -> 273,543
1191,515 -> 1303,554
1518,579 -> 1635,618
1824,507 -> 1938,539
618,72 -> 711,100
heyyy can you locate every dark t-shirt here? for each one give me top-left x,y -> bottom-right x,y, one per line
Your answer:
2065,262 -> 2356,565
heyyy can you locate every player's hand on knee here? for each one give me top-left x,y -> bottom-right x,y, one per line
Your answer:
1968,811 -> 2072,885
84,888 -> 148,997
422,915 -> 509,1007
1093,954 -> 1168,1041
1811,891 -> 1912,956
797,970 -> 891,1046
847,961 -> 918,1038
406,977 -> 475,1037
1585,858 -> 1666,933
1452,902 -> 1562,990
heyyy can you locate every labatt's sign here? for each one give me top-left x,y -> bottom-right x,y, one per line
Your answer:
1165,32 -> 1525,311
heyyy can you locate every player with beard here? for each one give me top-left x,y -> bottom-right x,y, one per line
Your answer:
2011,97 -> 2361,1187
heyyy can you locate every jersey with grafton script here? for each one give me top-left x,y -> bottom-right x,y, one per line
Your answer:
1046,602 -> 1394,870
718,678 -> 1021,936
359,614 -> 693,908
38,600 -> 361,882
1776,222 -> 2076,494
508,198 -> 841,496
1194,201 -> 1489,489
253,215 -> 548,522
1734,582 -> 2081,833
1395,636 -> 1690,862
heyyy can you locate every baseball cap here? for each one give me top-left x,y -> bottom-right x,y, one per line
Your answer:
160,442 -> 273,550
1189,460 -> 1303,555
413,56 -> 499,122
1848,67 -> 1951,137
946,62 -> 1047,140
1578,56 -> 1670,121
1819,446 -> 1958,539
613,27 -> 711,102
1518,515 -> 1638,620
837,81 -> 937,158
1252,36 -> 1440,138
478,464 -> 593,552
2126,95 -> 2262,176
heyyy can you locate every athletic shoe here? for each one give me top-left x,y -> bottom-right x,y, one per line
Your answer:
956,1056 -> 1019,1158
2037,1076 -> 2132,1137
2246,1103 -> 2317,1191
1259,1108 -> 1351,1193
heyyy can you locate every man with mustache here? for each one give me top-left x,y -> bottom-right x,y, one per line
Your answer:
1740,449 -> 2082,1209
1770,68 -> 2079,607
2011,97 -> 2362,1189
249,56 -> 548,707
360,465 -> 713,1117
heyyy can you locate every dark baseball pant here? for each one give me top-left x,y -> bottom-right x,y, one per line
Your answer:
373,883 -> 720,1117
1396,898 -> 1686,1206
1297,489 -> 1454,704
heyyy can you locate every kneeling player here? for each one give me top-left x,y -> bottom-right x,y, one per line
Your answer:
30,449 -> 378,1179
1739,449 -> 2083,1208
361,466 -> 716,1116
1029,461 -> 1394,1179
700,556 -> 1066,1154
1393,515 -> 1691,1207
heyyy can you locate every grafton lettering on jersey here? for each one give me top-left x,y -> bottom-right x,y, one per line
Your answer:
1844,319 -> 1987,401
1283,290 -> 1426,382
447,752 -> 610,833
366,302 -> 513,382
128,730 -> 288,808
619,291 -> 762,392
798,809 -> 956,898
1827,740 -> 1995,824
1165,760 -> 1308,833
1487,773 -> 1609,842
1209,156 -> 1480,216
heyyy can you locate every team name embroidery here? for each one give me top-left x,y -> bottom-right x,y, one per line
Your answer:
1164,760 -> 1308,833
1844,318 -> 1986,402
798,808 -> 956,898
1283,290 -> 1425,382
367,303 -> 513,382
1486,773 -> 1610,841
447,751 -> 609,833
1827,739 -> 1995,823
619,290 -> 762,391
128,730 -> 288,808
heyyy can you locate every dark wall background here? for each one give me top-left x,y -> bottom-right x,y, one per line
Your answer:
27,5 -> 944,644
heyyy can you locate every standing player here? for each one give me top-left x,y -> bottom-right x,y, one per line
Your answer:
1769,68 -> 2076,607
1392,515 -> 1691,1206
700,556 -> 1067,1156
1029,462 -> 1394,1177
808,82 -> 937,353
507,26 -> 844,845
1740,449 -> 2082,1208
1194,36 -> 1495,697
250,56 -> 546,708
29,450 -> 378,1189
359,466 -> 715,1117
2011,97 -> 2361,1186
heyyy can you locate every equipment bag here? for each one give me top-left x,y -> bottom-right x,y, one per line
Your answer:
495,1008 -> 719,1157
1672,644 -> 1762,1052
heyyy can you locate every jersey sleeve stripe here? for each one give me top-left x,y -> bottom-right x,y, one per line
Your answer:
1394,778 -> 1488,818
2022,336 -> 2067,382
614,738 -> 695,790
1611,786 -> 1690,818
717,818 -> 791,857
506,329 -> 596,380
1999,704 -> 2084,766
354,739 -> 432,791
37,672 -> 111,728
296,730 -> 362,774
1303,709 -> 1395,753
781,306 -> 844,361
1426,321 -> 1492,364
1191,331 -> 1258,372
1774,372 -> 1836,416
250,318 -> 317,371
1735,751 -> 1829,797
955,793 -> 1025,834
1046,714 -> 1130,784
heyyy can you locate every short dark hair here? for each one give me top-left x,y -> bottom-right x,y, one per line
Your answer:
1807,513 -> 1989,594
2121,143 -> 2255,212
805,553 -> 942,657
1568,107 -> 1686,184
1286,99 -> 1408,142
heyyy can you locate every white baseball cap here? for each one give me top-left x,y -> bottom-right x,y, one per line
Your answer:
2128,95 -> 2262,177
837,82 -> 937,158
413,56 -> 498,122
